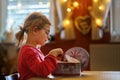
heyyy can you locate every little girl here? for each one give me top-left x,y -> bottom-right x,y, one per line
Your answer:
15,12 -> 63,80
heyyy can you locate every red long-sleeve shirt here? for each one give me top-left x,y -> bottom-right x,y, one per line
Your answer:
18,45 -> 57,80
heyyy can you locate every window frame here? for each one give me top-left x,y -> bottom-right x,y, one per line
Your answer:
110,0 -> 120,42
0,0 -> 55,36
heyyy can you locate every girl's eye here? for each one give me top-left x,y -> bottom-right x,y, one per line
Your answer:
46,31 -> 49,35
46,32 -> 48,35
42,27 -> 50,35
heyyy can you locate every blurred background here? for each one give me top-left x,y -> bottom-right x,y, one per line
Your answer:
0,0 -> 120,76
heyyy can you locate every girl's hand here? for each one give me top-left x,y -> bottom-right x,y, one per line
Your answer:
49,48 -> 63,57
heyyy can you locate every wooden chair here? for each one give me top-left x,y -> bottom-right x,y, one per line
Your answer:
5,73 -> 19,80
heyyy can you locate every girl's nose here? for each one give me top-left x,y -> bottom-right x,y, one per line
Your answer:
48,35 -> 55,41
48,35 -> 51,41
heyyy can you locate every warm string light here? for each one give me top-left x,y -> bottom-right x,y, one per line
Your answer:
63,0 -> 67,2
63,19 -> 70,27
95,18 -> 102,26
91,0 -> 111,27
63,0 -> 108,28
73,1 -> 79,8
93,0 -> 98,3
99,5 -> 105,11
62,0 -> 79,27
67,8 -> 72,12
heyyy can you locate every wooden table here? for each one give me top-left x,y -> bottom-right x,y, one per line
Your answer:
29,71 -> 120,80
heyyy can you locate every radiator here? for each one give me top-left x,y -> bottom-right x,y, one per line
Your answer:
90,44 -> 120,71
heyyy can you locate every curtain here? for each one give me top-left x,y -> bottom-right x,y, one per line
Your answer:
89,0 -> 111,40
53,0 -> 75,40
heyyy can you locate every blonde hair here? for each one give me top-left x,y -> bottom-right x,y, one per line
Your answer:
15,12 -> 51,47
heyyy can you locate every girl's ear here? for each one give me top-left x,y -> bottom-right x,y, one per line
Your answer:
33,27 -> 39,32
32,27 -> 39,35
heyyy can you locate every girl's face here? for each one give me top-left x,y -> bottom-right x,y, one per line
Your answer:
34,24 -> 50,46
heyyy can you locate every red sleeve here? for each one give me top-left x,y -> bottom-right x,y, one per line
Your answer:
23,49 -> 57,77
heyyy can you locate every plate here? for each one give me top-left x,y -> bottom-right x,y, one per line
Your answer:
64,47 -> 89,68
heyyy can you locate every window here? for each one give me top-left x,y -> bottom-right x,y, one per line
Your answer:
6,0 -> 55,35
110,0 -> 120,42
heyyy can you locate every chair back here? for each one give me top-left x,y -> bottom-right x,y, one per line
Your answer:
5,73 -> 19,80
